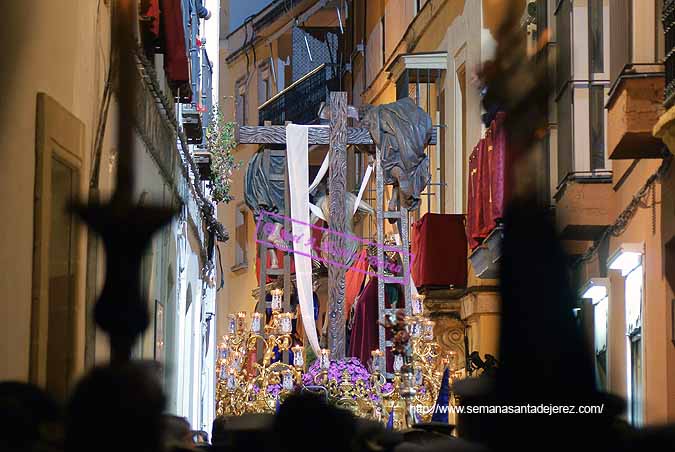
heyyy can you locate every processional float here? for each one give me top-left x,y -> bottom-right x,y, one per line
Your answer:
215,92 -> 458,429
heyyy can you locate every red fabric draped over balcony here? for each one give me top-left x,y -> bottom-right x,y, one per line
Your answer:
466,112 -> 509,249
162,0 -> 189,86
411,213 -> 468,288
142,0 -> 161,37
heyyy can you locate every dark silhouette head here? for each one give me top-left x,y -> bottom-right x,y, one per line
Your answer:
65,362 -> 165,452
0,381 -> 62,452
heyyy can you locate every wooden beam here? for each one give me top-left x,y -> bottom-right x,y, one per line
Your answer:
327,92 -> 348,359
237,125 -> 438,146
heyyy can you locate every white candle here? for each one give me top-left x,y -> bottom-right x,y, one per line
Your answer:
412,294 -> 425,315
423,320 -> 435,341
320,349 -> 331,370
226,369 -> 236,390
292,345 -> 304,368
271,288 -> 283,312
371,349 -> 383,372
231,352 -> 242,371
410,319 -> 422,338
393,354 -> 404,372
251,313 -> 262,333
281,370 -> 294,391
227,314 -> 236,334
414,367 -> 423,386
279,313 -> 293,334
236,311 -> 247,332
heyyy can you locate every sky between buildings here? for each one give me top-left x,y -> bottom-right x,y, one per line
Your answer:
230,0 -> 271,32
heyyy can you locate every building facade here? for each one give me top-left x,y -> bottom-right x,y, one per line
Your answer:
0,0 -> 223,432
215,0 -> 675,425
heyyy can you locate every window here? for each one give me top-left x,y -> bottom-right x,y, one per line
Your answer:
610,0 -> 633,83
589,85 -> 606,170
555,0 -> 572,93
625,263 -> 643,425
233,204 -> 248,270
557,85 -> 573,182
594,295 -> 609,391
589,0 -> 604,73
236,78 -> 247,126
457,63 -> 467,213
258,62 -> 272,106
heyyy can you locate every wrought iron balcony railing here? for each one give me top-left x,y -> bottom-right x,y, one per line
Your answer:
664,0 -> 675,106
258,64 -> 335,126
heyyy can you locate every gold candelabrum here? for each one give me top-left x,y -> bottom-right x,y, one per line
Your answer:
216,288 -> 304,416
216,292 -> 455,429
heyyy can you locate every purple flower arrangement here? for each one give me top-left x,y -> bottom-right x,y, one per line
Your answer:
302,357 -> 371,386
301,357 -> 397,402
252,383 -> 283,397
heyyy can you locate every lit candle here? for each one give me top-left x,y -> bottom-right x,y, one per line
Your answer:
218,341 -> 229,360
226,368 -> 237,391
371,349 -> 384,372
271,288 -> 283,312
319,349 -> 331,370
393,354 -> 404,372
281,370 -> 294,391
409,318 -> 422,338
231,351 -> 242,371
412,293 -> 425,315
414,366 -> 423,386
292,345 -> 304,368
227,314 -> 236,334
236,311 -> 247,332
448,351 -> 458,371
251,313 -> 262,333
423,320 -> 435,341
279,313 -> 293,334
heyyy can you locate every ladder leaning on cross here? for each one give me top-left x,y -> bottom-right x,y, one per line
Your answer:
236,92 -> 437,364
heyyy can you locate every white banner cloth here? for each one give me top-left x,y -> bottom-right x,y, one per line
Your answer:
286,125 -> 323,355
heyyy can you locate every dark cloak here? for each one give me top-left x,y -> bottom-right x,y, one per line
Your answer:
244,149 -> 286,221
363,97 -> 432,210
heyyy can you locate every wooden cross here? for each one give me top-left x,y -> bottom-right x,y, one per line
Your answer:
237,91 -> 436,359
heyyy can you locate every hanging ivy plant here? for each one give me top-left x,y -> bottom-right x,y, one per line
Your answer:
205,106 -> 242,204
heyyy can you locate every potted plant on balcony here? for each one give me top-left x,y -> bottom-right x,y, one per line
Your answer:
206,106 -> 242,204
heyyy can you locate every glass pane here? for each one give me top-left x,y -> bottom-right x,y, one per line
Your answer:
556,0 -> 572,92
47,157 -> 76,400
589,85 -> 606,170
557,85 -> 573,183
589,0 -> 604,73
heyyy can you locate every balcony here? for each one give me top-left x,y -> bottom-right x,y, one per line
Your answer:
258,64 -> 337,126
181,104 -> 203,144
654,1 -> 675,153
607,64 -> 665,159
554,171 -> 613,241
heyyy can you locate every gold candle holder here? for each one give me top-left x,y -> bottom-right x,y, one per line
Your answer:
227,314 -> 236,334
